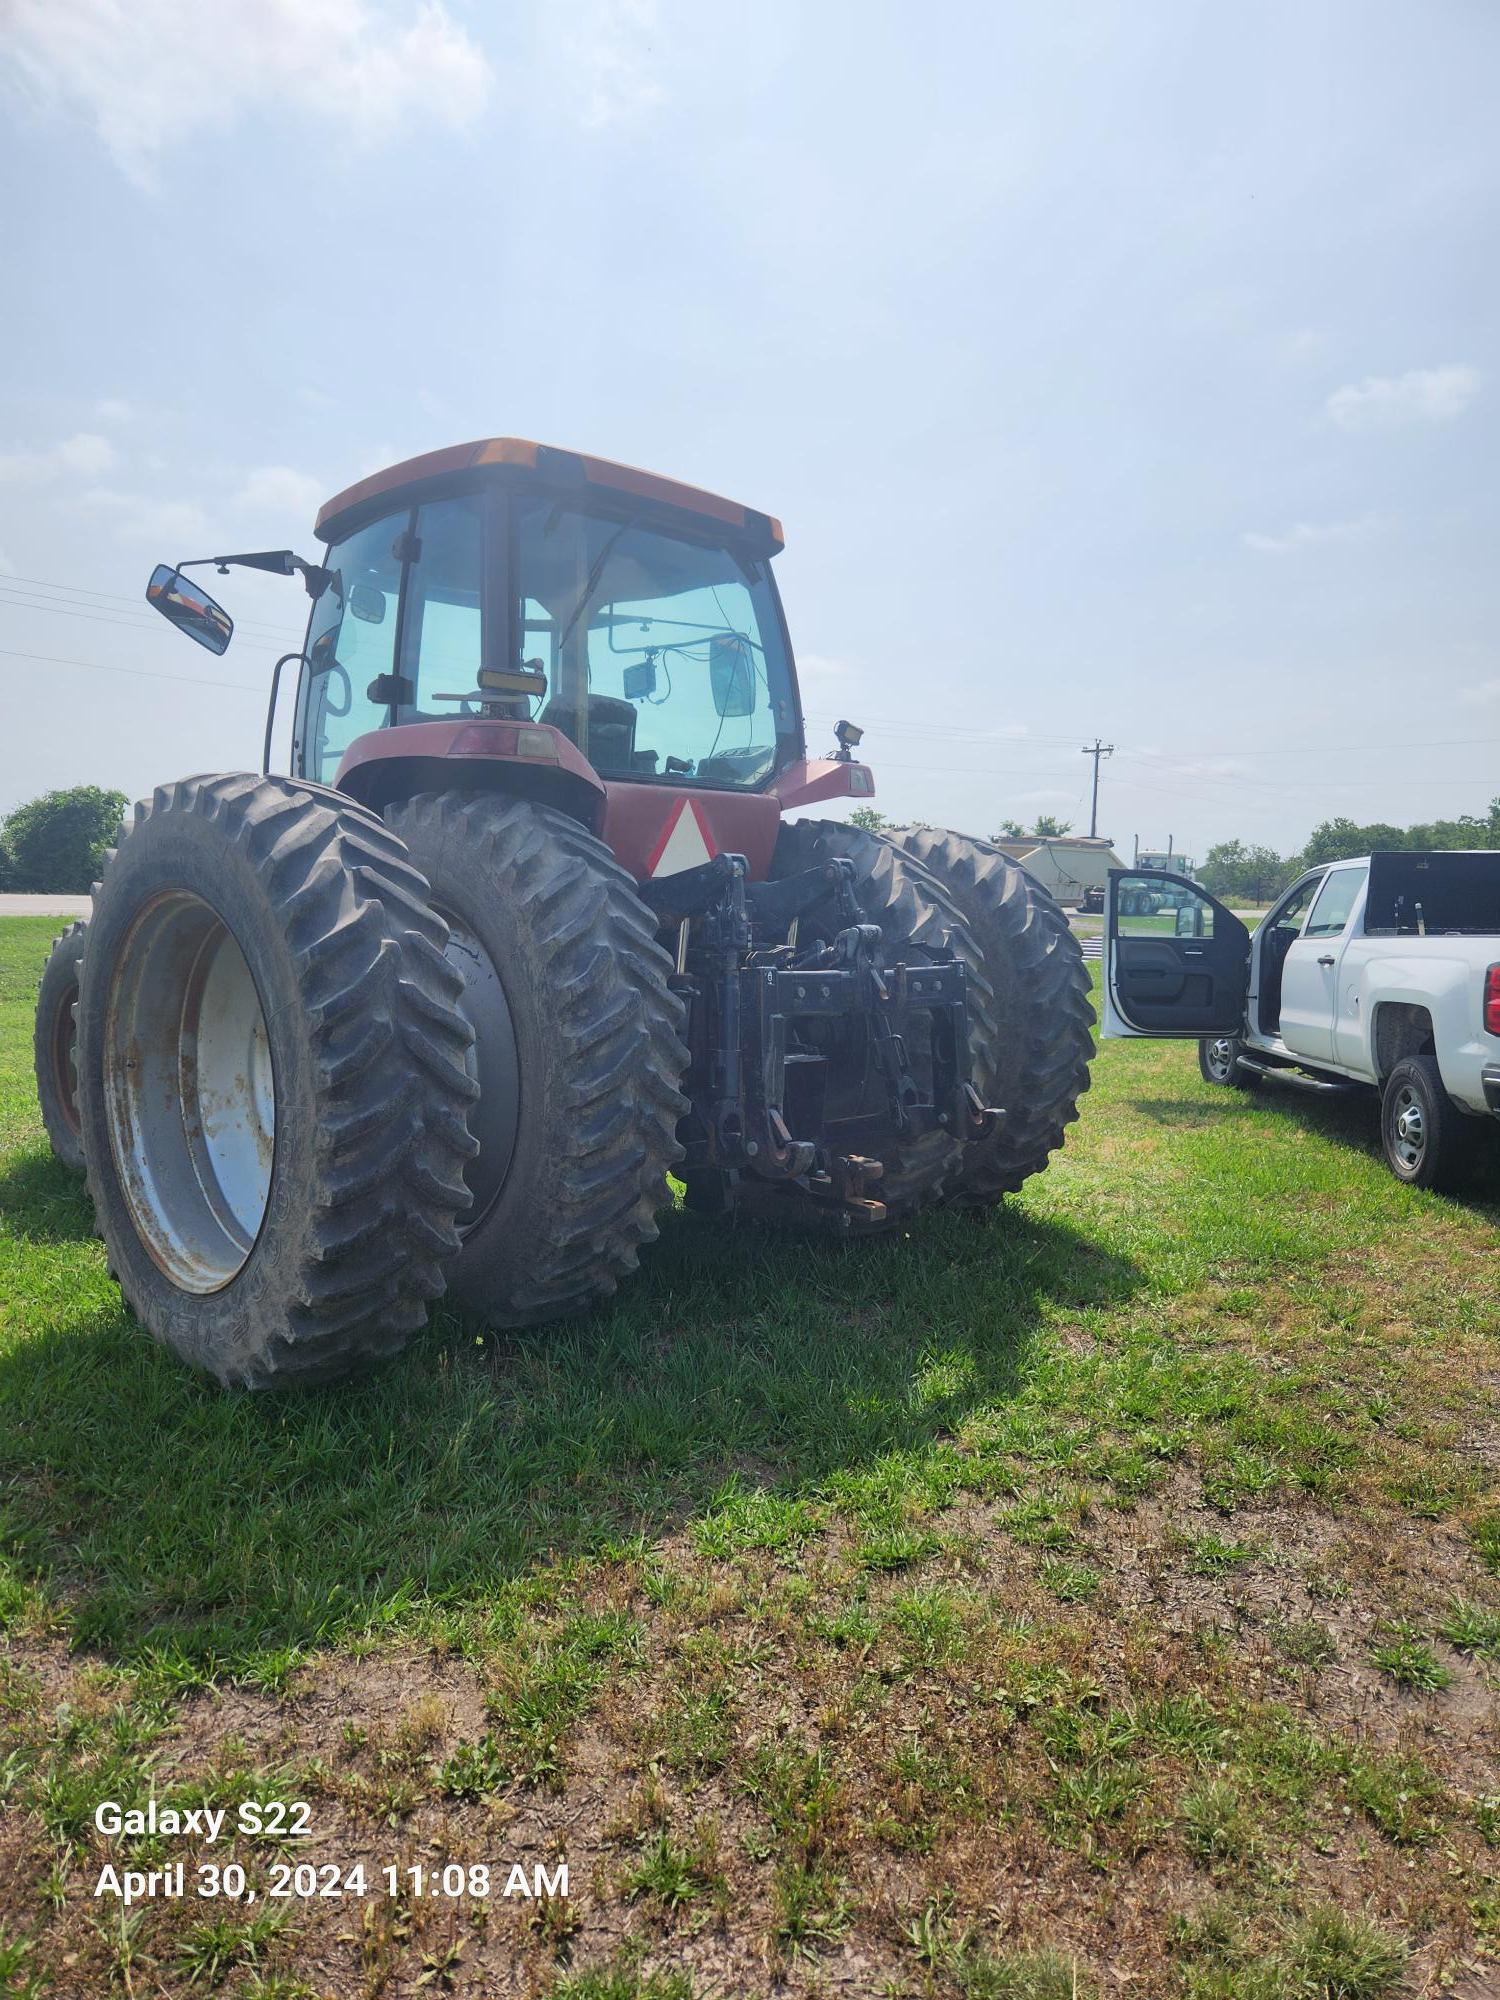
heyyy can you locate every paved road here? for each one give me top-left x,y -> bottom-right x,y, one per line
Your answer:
0,894 -> 92,918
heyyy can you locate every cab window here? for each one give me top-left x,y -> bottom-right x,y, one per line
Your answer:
1304,865 -> 1366,938
399,493 -> 486,717
297,512 -> 407,784
511,500 -> 796,786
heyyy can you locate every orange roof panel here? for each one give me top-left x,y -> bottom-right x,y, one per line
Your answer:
314,438 -> 783,549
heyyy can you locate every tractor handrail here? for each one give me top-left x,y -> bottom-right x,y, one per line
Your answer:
264,653 -> 311,777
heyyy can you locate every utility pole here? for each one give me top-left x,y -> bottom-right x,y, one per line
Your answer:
1081,739 -> 1114,840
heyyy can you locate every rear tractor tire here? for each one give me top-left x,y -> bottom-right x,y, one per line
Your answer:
886,828 -> 1095,1204
769,819 -> 997,1220
76,775 -> 479,1388
383,793 -> 689,1325
34,920 -> 88,1172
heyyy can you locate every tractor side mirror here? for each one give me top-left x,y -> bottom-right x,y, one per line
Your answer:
349,582 -> 387,624
145,564 -> 234,655
709,634 -> 755,718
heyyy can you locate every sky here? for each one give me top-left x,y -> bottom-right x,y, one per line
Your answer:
1,0 -> 1496,863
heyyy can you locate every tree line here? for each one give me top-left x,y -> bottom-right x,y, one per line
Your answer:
0,786 -> 127,893
1200,799 -> 1500,902
6,786 -> 1500,900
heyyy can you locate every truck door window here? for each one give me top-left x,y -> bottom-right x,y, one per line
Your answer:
1115,879 -> 1217,937
1304,866 -> 1366,939
1267,877 -> 1320,936
298,512 -> 408,784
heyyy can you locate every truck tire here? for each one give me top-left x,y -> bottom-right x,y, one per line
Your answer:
384,793 -> 689,1324
770,820 -> 991,1218
34,920 -> 88,1172
1380,1053 -> 1477,1192
1199,1035 -> 1259,1090
886,829 -> 1095,1203
76,775 -> 479,1388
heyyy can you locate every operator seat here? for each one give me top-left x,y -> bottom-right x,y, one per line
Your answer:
540,692 -> 638,773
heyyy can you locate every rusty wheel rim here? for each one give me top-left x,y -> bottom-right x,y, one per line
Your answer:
103,892 -> 275,1293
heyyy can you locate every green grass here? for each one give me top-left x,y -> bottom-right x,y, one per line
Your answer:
2,914 -> 1498,1996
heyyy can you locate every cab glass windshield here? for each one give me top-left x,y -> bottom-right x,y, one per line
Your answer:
513,501 -> 796,786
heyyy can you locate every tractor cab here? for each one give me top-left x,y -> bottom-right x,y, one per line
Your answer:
294,441 -> 803,814
144,440 -> 878,881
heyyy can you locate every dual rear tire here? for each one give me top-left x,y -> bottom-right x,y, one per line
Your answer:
69,780 -> 690,1386
58,785 -> 1096,1386
34,921 -> 87,1173
767,823 -> 1094,1216
75,776 -> 480,1388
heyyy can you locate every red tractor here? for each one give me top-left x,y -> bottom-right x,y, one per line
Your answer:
34,439 -> 1093,1386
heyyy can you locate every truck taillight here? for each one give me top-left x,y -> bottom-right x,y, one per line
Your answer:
1486,965 -> 1500,1036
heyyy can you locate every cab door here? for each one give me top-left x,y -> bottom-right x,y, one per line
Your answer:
1102,873 -> 1251,1037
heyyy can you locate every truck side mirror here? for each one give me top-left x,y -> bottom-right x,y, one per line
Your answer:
145,564 -> 234,655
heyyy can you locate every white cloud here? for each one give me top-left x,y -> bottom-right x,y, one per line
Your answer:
4,0 -> 493,180
232,465 -> 326,525
1460,679 -> 1500,706
1326,364 -> 1480,432
95,398 -> 134,425
80,488 -> 213,549
1241,516 -> 1383,555
0,431 -> 117,483
553,0 -> 665,128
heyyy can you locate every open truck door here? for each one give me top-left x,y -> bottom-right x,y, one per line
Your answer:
1102,872 -> 1250,1038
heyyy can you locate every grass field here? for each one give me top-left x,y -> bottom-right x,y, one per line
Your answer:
2,911 -> 1498,1999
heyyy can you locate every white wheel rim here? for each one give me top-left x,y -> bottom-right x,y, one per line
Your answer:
1390,1085 -> 1425,1172
103,892 -> 275,1293
1207,1038 -> 1236,1082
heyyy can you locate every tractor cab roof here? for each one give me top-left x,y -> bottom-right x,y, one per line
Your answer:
315,438 -> 785,556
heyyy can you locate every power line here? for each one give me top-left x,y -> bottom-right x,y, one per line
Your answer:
0,591 -> 290,652
0,569 -> 307,644
805,704 -> 1500,769
0,645 -> 266,695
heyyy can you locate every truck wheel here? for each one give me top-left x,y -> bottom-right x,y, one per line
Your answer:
886,829 -> 1095,1203
1380,1053 -> 1477,1191
76,775 -> 479,1388
1199,1035 -> 1258,1090
34,920 -> 88,1171
770,820 -> 989,1218
384,794 -> 689,1324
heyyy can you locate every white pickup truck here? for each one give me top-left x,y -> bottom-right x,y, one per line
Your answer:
1101,851 -> 1500,1188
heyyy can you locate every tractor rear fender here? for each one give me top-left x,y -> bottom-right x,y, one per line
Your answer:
333,720 -> 607,827
332,724 -> 860,884
769,758 -> 876,812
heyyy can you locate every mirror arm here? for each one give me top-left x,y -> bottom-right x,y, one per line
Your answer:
179,552 -> 332,600
264,652 -> 310,777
